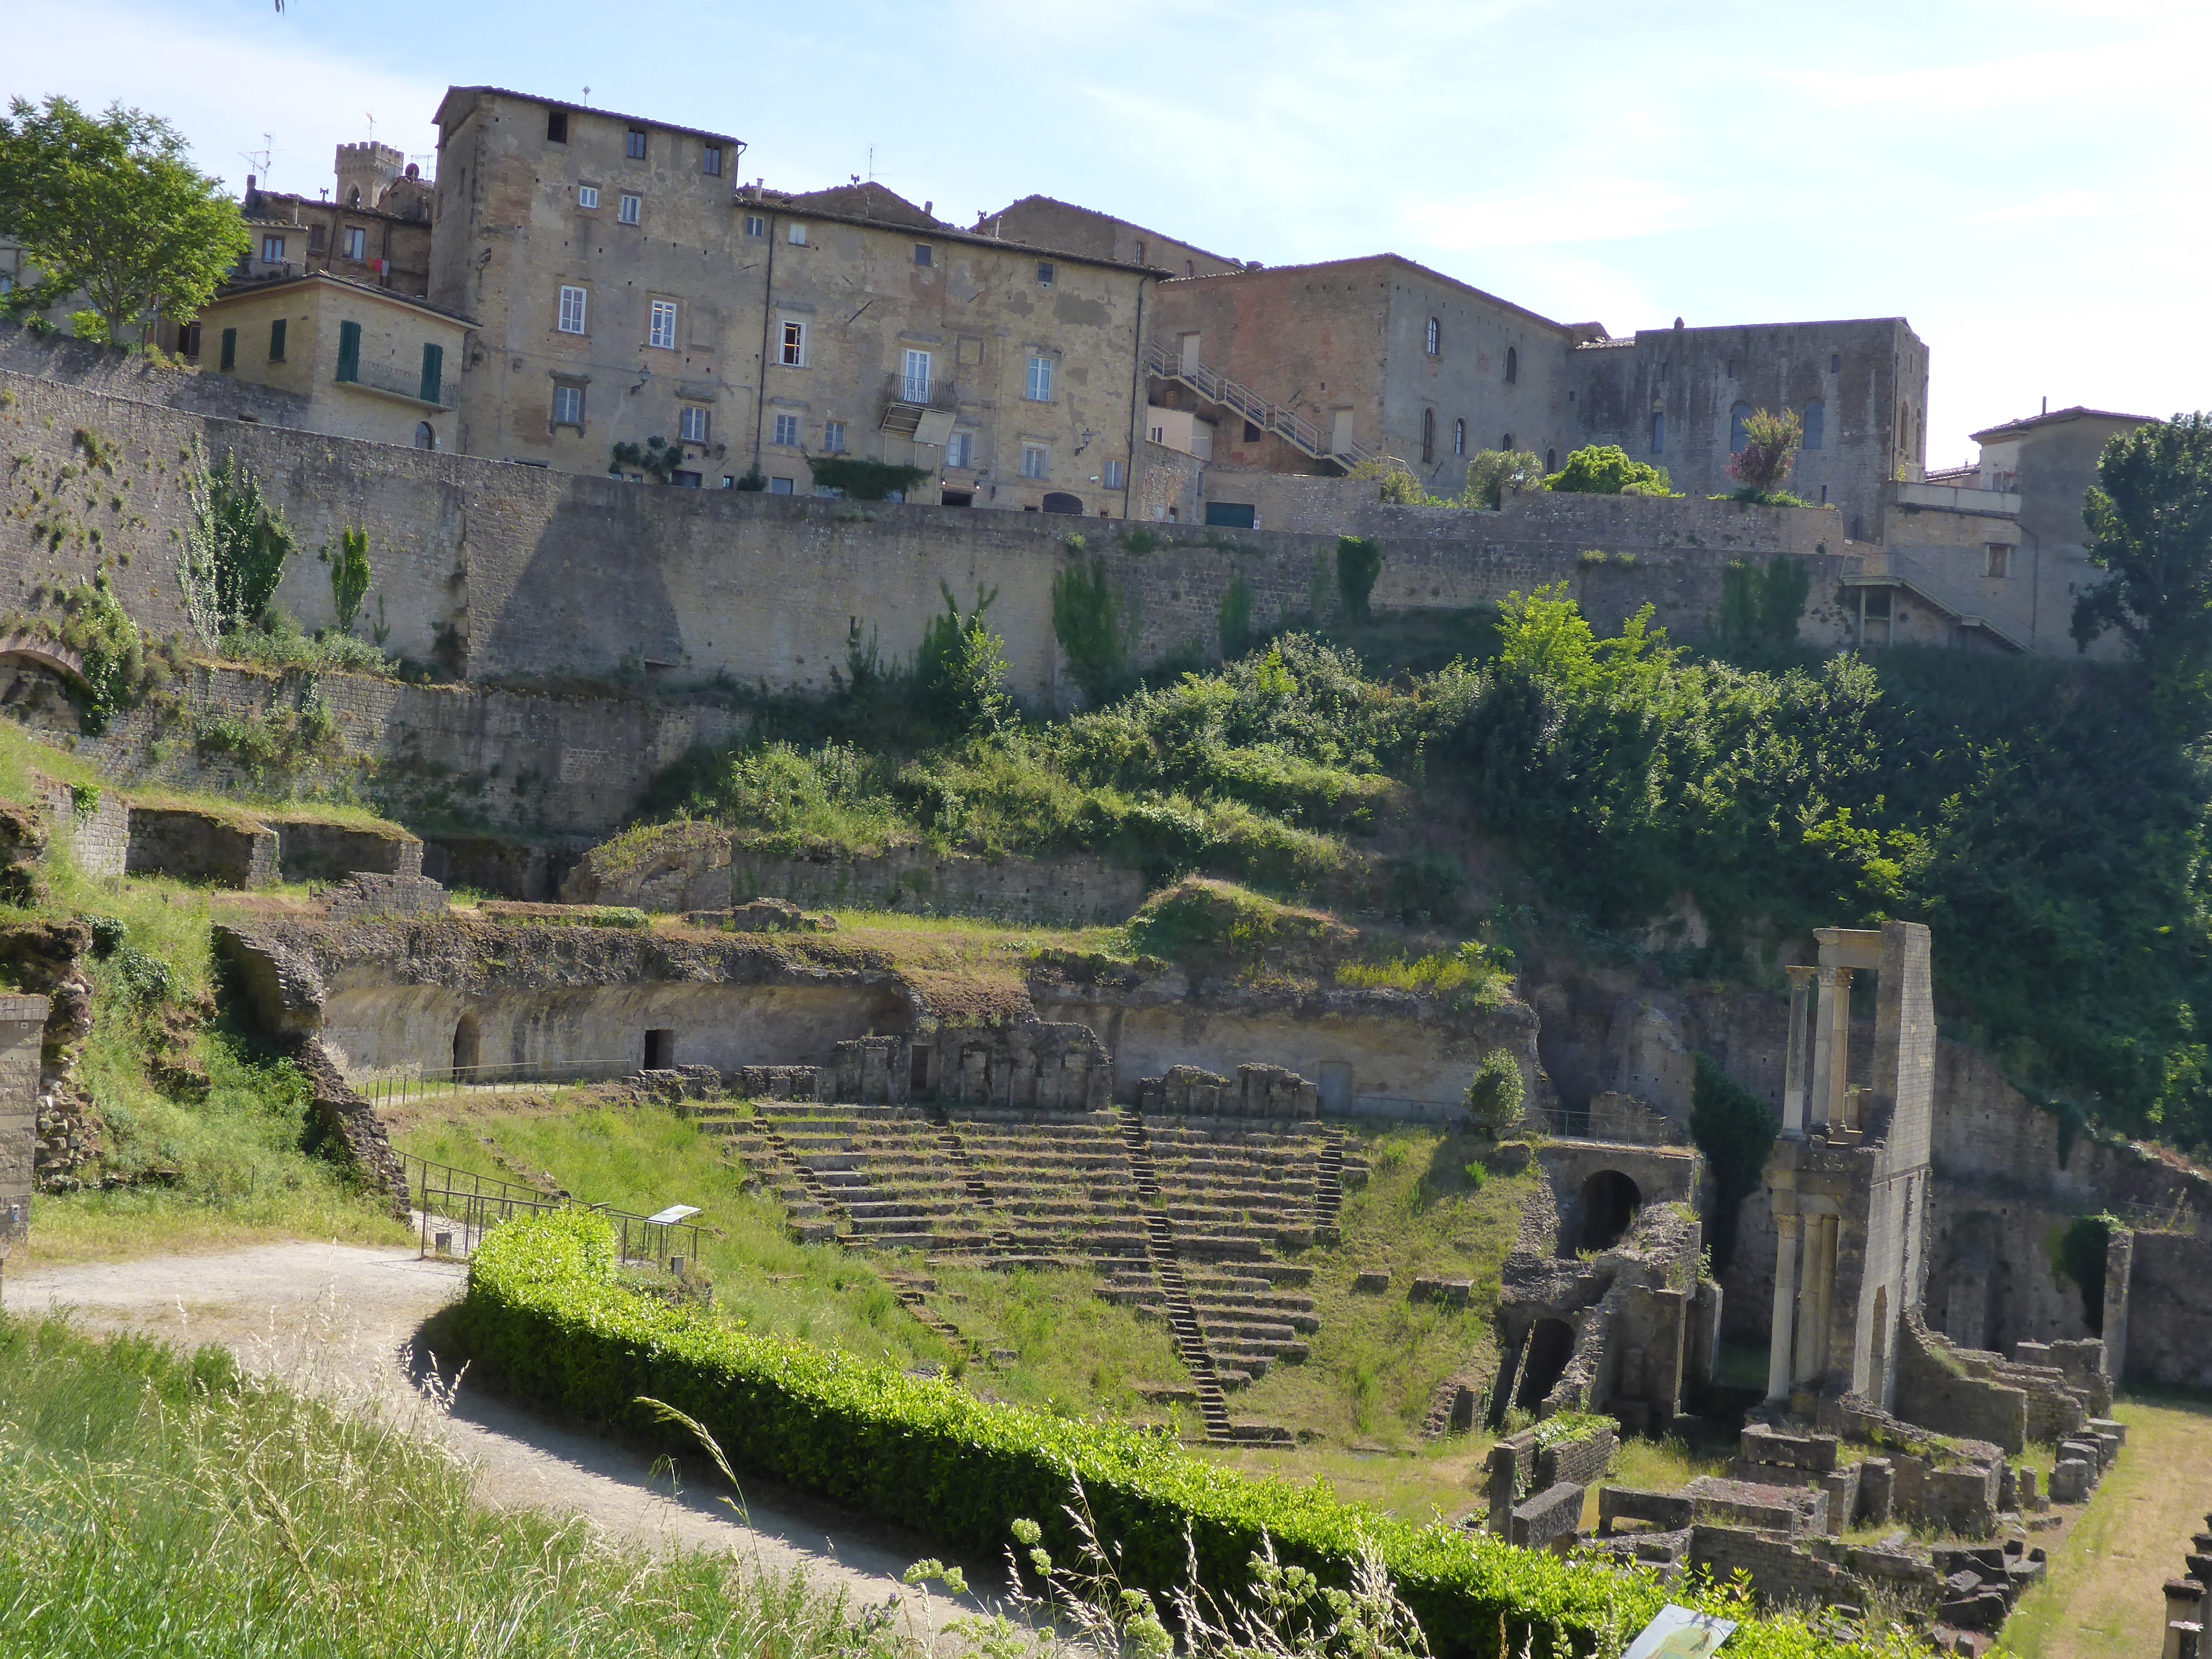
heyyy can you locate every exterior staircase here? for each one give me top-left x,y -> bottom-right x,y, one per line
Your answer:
1121,1107 -> 1236,1442
1314,1125 -> 1346,1242
1144,341 -> 1380,473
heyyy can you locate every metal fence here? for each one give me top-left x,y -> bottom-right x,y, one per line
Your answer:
364,1058 -> 641,1110
2108,1197 -> 2204,1237
404,1151 -> 706,1266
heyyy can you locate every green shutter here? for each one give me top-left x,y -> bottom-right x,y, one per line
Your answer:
419,342 -> 444,405
336,320 -> 361,382
218,328 -> 237,373
269,318 -> 286,361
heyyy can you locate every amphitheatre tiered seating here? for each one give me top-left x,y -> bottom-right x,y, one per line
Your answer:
705,1097 -> 1343,1393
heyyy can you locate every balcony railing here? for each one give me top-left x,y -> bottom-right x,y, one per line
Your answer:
337,357 -> 452,409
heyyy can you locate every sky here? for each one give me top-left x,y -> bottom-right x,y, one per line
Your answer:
9,0 -> 2207,467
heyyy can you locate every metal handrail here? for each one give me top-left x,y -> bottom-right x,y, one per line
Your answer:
1143,341 -> 1376,470
363,1057 -> 642,1110
405,1149 -> 706,1264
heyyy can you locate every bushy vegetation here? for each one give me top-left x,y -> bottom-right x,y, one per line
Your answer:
0,1316 -> 909,1659
455,1210 -> 1906,1659
1541,446 -> 1675,497
635,573 -> 2212,1149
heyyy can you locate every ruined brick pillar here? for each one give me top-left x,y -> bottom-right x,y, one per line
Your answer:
0,994 -> 53,1250
2102,1227 -> 2133,1383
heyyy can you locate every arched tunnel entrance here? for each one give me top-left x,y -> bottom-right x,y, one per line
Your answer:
1577,1169 -> 1643,1253
451,1010 -> 481,1081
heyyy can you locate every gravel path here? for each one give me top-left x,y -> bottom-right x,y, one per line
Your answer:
1,1240 -> 1001,1630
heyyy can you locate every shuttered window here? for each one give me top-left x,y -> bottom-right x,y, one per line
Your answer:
419,343 -> 444,405
336,321 -> 361,382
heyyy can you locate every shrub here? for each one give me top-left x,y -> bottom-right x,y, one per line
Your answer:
1461,449 -> 1546,510
1726,408 -> 1803,495
325,526 -> 372,635
1052,557 -> 1134,706
1463,1049 -> 1525,1138
1543,445 -> 1675,497
804,456 -> 931,501
1335,537 -> 1382,622
55,570 -> 152,733
456,1211 -> 1874,1659
916,584 -> 1011,735
609,436 -> 683,482
180,449 -> 295,641
1218,568 -> 1255,659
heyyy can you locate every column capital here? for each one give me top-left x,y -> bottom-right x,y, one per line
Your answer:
1773,1207 -> 1802,1238
1785,964 -> 1818,988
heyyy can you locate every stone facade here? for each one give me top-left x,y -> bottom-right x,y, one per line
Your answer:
227,149 -> 436,302
1572,317 -> 1929,545
981,196 -> 1243,280
124,806 -> 278,888
428,88 -> 1152,514
191,273 -> 471,451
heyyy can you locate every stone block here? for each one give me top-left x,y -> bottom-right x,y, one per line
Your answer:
1856,1457 -> 1894,1527
1539,1424 -> 1618,1489
2049,1458 -> 2092,1504
1352,1269 -> 1391,1292
1509,1480 -> 1585,1549
1597,1486 -> 1694,1536
125,805 -> 276,888
273,817 -> 422,883
1683,1475 -> 1826,1538
1741,1424 -> 1839,1472
2059,1437 -> 2105,1474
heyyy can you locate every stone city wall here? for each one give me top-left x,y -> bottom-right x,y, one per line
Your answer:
5,368 -> 1863,720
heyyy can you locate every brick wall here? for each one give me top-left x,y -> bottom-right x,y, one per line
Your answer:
0,994 -> 48,1239
31,773 -> 126,878
1893,1311 -> 2028,1453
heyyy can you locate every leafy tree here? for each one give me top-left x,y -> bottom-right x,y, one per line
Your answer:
1461,448 -> 1546,509
0,96 -> 249,344
180,451 -> 295,642
1346,456 -> 1443,506
2070,413 -> 2212,715
1463,1049 -> 1526,1139
325,526 -> 372,635
1726,408 -> 1803,496
1544,445 -> 1675,496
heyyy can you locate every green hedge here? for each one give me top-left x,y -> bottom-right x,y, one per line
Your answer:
454,1213 -> 1903,1659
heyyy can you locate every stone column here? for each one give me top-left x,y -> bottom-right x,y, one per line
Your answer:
1823,968 -> 1854,1127
1794,1213 -> 1837,1390
0,994 -> 48,1256
1767,1208 -> 1800,1402
1782,966 -> 1816,1138
1807,968 -> 1840,1130
2102,1227 -> 2134,1382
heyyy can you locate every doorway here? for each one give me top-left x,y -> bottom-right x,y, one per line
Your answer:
451,1011 -> 481,1082
644,1028 -> 676,1070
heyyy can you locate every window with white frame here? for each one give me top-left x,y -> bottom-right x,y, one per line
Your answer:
558,285 -> 588,334
788,222 -> 807,245
945,430 -> 974,469
771,413 -> 800,446
1025,355 -> 1053,401
679,405 -> 709,444
745,214 -> 766,237
902,349 -> 931,404
342,227 -> 367,261
1426,316 -> 1441,355
1453,418 -> 1466,457
779,320 -> 805,366
1021,443 -> 1048,480
649,300 -> 678,349
578,184 -> 600,209
552,384 -> 585,428
1104,459 -> 1126,489
823,420 -> 847,453
618,193 -> 641,226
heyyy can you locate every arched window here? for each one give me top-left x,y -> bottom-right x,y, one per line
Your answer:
1453,418 -> 1466,457
348,186 -> 361,208
1651,412 -> 1665,454
1501,433 -> 1514,452
1504,345 -> 1518,384
1802,399 -> 1825,450
414,421 -> 436,450
1425,316 -> 1441,356
1730,401 -> 1753,453
1546,448 -> 1557,471
1420,407 -> 1436,463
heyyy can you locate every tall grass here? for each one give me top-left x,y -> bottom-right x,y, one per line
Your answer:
0,1315 -> 915,1659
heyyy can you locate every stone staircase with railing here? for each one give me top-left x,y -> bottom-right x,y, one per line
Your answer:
1144,341 -> 1380,473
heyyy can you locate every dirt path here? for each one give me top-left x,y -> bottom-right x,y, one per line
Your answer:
0,1240 -> 1000,1631
2002,1393 -> 2212,1659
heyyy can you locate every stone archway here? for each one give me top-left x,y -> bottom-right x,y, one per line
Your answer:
451,1010 -> 481,1082
1577,1168 -> 1643,1253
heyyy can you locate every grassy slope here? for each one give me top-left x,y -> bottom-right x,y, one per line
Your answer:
392,1094 -> 1539,1521
0,1315 -> 910,1659
2002,1388 -> 2212,1659
0,719 -> 411,1265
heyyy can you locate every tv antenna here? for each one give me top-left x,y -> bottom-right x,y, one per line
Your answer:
867,144 -> 874,181
365,110 -> 377,142
240,133 -> 275,184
